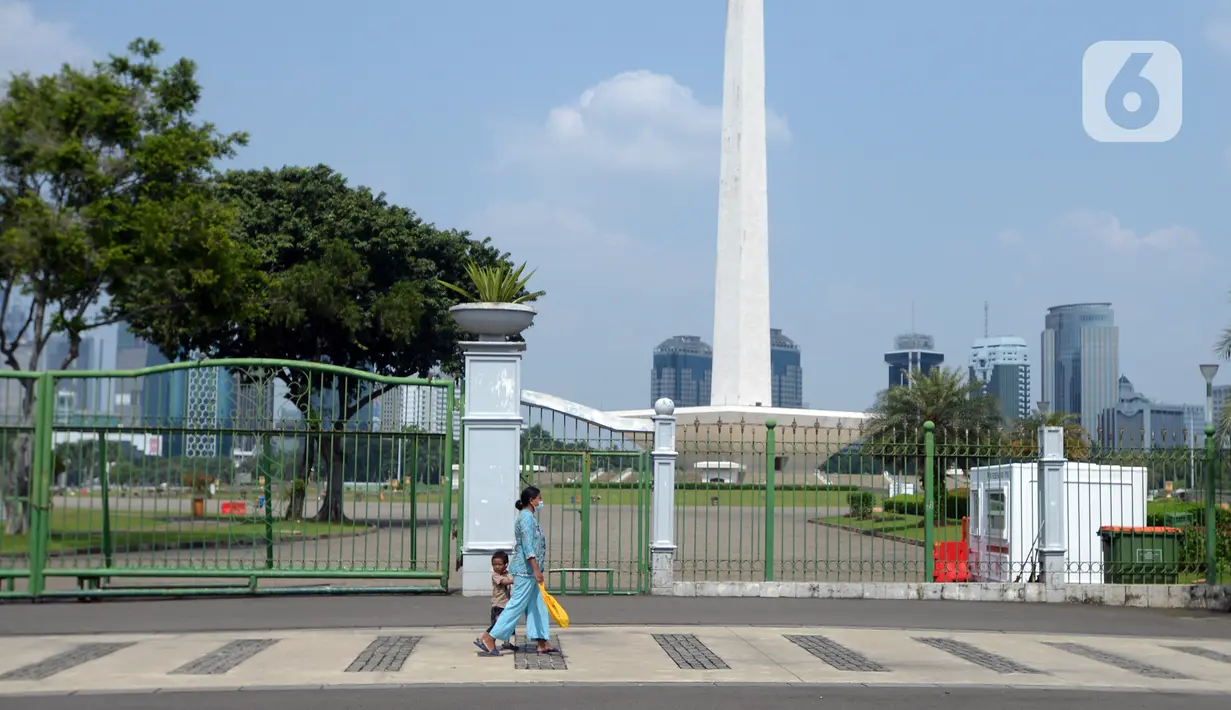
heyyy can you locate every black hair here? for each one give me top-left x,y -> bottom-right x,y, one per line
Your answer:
491,550 -> 509,563
515,485 -> 542,511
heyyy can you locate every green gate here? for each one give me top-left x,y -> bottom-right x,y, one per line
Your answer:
0,359 -> 457,599
520,407 -> 653,595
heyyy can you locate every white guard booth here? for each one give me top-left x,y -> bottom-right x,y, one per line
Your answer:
967,462 -> 1148,584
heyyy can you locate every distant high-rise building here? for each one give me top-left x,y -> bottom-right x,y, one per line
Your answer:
651,335 -> 713,408
43,334 -> 106,414
1182,404 -> 1208,450
968,336 -> 1030,422
1099,375 -> 1185,449
885,333 -> 944,389
1214,385 -> 1231,431
1041,303 -> 1119,444
770,329 -> 804,409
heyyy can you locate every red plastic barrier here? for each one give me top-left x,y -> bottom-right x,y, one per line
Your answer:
220,501 -> 247,515
932,541 -> 970,582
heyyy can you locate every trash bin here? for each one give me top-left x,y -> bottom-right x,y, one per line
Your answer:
1098,526 -> 1183,584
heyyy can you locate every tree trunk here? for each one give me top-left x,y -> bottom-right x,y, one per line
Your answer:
285,482 -> 307,521
284,436 -> 314,521
2,380 -> 37,536
315,430 -> 350,523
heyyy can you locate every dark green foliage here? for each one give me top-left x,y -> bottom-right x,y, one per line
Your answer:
848,491 -> 876,519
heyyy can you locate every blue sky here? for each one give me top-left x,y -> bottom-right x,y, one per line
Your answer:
4,0 -> 1231,413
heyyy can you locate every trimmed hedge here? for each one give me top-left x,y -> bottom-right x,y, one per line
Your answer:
848,491 -> 876,518
550,481 -> 861,492
883,490 -> 969,520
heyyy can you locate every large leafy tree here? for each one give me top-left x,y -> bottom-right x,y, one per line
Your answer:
150,165 -> 529,521
863,367 -> 1003,516
0,39 -> 259,534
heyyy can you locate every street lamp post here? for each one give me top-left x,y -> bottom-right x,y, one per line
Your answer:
1200,365 -> 1219,430
1199,364 -> 1219,584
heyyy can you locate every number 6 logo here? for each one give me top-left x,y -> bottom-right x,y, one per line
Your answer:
1082,41 -> 1182,143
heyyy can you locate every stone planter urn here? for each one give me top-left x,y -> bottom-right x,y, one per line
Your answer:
448,302 -> 536,340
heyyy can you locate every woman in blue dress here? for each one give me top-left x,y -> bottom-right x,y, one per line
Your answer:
475,485 -> 559,656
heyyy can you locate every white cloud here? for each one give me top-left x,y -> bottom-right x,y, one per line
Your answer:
466,199 -> 633,251
0,1 -> 90,80
1055,209 -> 1200,253
999,210 -> 1200,257
496,70 -> 791,178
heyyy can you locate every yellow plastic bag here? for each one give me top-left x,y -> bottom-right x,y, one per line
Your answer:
539,583 -> 570,628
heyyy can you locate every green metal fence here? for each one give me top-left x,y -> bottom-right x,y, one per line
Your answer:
520,404 -> 652,595
671,418 -> 1228,586
0,359 -> 455,599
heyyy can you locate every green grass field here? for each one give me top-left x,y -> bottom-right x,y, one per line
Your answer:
65,485 -> 870,509
0,507 -> 367,556
817,513 -> 965,543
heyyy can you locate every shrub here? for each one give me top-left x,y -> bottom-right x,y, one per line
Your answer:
883,494 -> 924,516
883,491 -> 969,521
944,488 -> 970,519
848,491 -> 875,519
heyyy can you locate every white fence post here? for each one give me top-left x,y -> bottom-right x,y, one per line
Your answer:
1038,426 -> 1068,589
650,398 -> 677,594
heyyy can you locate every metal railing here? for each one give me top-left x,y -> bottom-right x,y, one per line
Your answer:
0,359 -> 456,599
520,402 -> 653,595
668,418 -> 1227,586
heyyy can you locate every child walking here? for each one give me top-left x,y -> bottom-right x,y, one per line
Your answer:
488,551 -> 518,651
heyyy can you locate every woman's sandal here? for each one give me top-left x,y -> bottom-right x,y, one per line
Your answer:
473,639 -> 501,657
536,647 -> 562,655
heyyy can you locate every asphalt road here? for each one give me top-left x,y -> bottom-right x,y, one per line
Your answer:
2,685 -> 1226,710
1,595 -> 1228,638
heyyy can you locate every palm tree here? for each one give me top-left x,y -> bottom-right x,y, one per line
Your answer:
864,367 -> 1003,519
1217,313 -> 1231,443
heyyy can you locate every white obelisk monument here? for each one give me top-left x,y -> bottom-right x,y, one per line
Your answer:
711,0 -> 772,407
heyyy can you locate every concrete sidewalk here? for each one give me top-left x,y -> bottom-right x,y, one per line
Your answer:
1,595 -> 1229,639
3,624 -> 1231,698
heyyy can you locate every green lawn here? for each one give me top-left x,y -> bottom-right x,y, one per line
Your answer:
817,513 -> 964,543
0,507 -> 367,555
66,485 -> 870,509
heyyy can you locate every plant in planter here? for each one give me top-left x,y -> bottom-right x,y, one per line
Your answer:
182,472 -> 210,518
438,260 -> 545,340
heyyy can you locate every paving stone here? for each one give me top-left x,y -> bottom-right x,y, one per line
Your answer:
170,639 -> 279,675
652,633 -> 729,670
513,639 -> 567,671
1044,642 -> 1191,680
1166,645 -> 1231,665
344,636 -> 422,673
785,635 -> 888,672
0,643 -> 134,681
914,637 -> 1042,675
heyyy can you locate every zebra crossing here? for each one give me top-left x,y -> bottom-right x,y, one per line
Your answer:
1,626 -> 1230,696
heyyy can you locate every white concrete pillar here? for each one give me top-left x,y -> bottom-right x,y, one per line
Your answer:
1037,426 -> 1067,589
459,340 -> 525,596
650,398 -> 677,593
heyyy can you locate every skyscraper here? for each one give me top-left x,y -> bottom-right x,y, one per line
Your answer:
1041,303 -> 1119,443
650,336 -> 713,408
968,336 -> 1030,422
770,329 -> 803,409
885,333 -> 944,389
